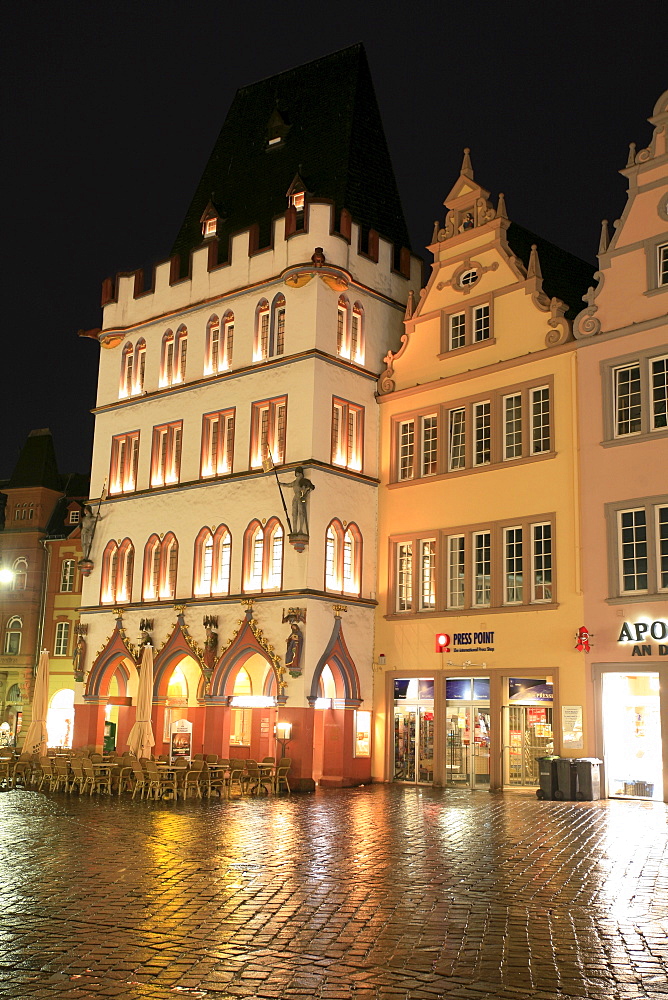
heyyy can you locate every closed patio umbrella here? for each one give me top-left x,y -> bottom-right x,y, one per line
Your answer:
127,644 -> 155,759
23,649 -> 50,756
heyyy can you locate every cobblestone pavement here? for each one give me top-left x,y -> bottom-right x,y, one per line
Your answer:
0,785 -> 666,1000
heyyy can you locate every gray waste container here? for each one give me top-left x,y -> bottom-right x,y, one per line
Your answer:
535,756 -> 559,799
575,758 -> 602,800
554,757 -> 578,800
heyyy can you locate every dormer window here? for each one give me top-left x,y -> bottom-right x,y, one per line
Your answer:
268,136 -> 282,147
203,217 -> 218,238
290,191 -> 305,212
69,510 -> 80,524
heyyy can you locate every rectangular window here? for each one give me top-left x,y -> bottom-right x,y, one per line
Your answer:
504,394 -> 522,460
54,621 -> 70,657
504,527 -> 523,604
473,531 -> 491,606
530,386 -> 551,454
331,399 -> 364,472
618,509 -> 648,593
230,708 -> 252,746
398,419 -> 415,481
450,312 -> 466,350
448,408 -> 466,471
251,396 -> 287,468
396,542 -> 413,612
201,409 -> 235,478
419,539 -> 436,610
657,506 -> 668,591
614,364 -> 642,436
651,357 -> 668,430
420,415 -> 438,477
60,560 -> 75,593
150,422 -> 182,487
447,535 -> 465,609
109,432 -> 140,495
532,523 -> 553,602
658,243 -> 668,286
473,402 -> 491,466
473,304 -> 490,342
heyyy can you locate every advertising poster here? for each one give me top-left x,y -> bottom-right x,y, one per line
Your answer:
170,718 -> 193,762
561,705 -> 584,750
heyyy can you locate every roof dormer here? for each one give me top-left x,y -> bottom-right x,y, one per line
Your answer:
266,106 -> 291,149
200,199 -> 222,239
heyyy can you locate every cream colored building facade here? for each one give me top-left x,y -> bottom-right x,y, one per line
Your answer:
573,90 -> 668,802
374,154 -> 595,791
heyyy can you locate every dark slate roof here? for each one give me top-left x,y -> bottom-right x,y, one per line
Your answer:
507,224 -> 595,319
171,44 -> 411,268
45,494 -> 87,539
8,429 -> 61,490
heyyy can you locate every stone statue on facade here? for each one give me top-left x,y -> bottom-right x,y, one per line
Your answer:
278,467 -> 315,535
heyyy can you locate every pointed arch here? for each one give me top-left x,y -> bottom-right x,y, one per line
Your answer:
173,324 -> 188,384
100,540 -> 118,604
221,310 -> 234,370
309,618 -> 362,705
242,517 -> 283,592
351,301 -> 365,364
210,614 -> 282,699
212,524 -> 232,595
337,295 -> 350,358
142,533 -> 161,601
120,341 -> 134,398
161,532 -> 178,600
160,329 -> 174,387
135,338 -> 146,392
153,618 -> 206,700
85,621 -> 137,699
193,526 -> 214,597
205,314 -> 220,375
254,298 -> 270,362
324,520 -> 362,597
271,293 -> 286,356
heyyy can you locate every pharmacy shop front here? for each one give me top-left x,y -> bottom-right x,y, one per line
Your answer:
388,669 -> 555,790
591,616 -> 668,802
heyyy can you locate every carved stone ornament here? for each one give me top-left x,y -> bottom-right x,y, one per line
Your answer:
572,272 -> 605,340
544,298 -> 571,347
437,259 -> 499,294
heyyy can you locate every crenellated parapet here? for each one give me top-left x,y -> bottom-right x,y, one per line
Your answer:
98,202 -> 421,336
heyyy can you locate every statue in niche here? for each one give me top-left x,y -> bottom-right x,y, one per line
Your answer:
72,623 -> 88,682
282,608 -> 306,677
459,212 -> 474,232
203,615 -> 218,671
80,504 -> 101,559
278,467 -> 315,535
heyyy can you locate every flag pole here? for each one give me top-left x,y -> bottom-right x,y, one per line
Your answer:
264,449 -> 293,533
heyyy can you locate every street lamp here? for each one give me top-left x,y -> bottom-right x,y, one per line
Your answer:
274,721 -> 292,758
0,566 -> 14,585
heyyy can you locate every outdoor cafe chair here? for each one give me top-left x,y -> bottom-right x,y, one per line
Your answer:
130,761 -> 149,799
274,762 -> 291,795
69,758 -> 86,794
205,754 -> 219,764
11,756 -> 33,789
143,760 -> 176,800
182,760 -> 209,799
50,760 -> 71,793
227,762 -> 245,798
33,757 -> 52,791
245,760 -> 273,796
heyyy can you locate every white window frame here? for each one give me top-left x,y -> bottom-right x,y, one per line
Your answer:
60,559 -> 76,593
54,621 -> 70,657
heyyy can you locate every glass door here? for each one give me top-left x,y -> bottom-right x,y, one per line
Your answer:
503,678 -> 554,788
445,678 -> 490,788
602,673 -> 662,800
393,678 -> 435,784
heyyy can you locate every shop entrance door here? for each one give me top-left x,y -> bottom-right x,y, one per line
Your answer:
602,672 -> 662,800
393,678 -> 435,784
445,677 -> 491,788
503,705 -> 554,786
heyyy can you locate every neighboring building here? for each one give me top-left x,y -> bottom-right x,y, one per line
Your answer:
373,151 -> 594,791
573,90 -> 668,801
0,429 -> 87,747
74,46 -> 421,787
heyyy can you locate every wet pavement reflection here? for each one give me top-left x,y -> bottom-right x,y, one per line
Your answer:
0,785 -> 666,999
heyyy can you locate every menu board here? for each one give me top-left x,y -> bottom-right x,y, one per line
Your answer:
170,719 -> 193,762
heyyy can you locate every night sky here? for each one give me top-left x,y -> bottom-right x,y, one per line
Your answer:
3,1 -> 666,481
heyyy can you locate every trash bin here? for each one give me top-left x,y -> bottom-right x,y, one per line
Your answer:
554,757 -> 578,800
535,756 -> 559,799
575,758 -> 602,800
